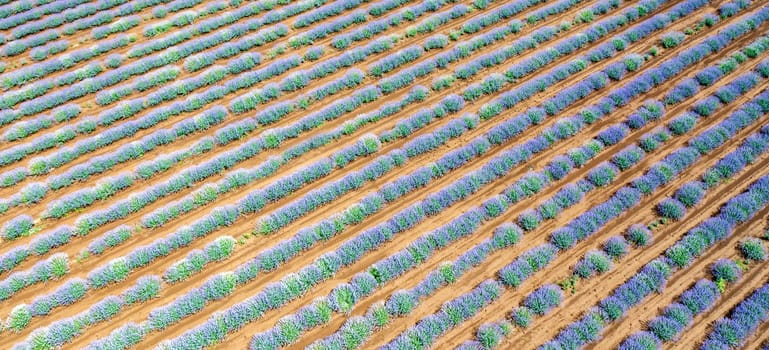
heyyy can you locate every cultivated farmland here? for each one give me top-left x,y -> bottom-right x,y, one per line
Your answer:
0,0 -> 768,348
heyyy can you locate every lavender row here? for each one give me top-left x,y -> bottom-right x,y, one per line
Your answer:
91,14 -> 140,39
460,0 -> 544,35
13,24 -> 285,120
454,24 -> 557,81
407,4 -> 469,38
0,133 -> 207,264
43,172 -> 134,219
138,131 -> 374,230
0,0 -> 35,19
331,0 -> 454,50
0,0 -> 90,32
663,125 -> 769,268
4,277 -> 88,332
228,66 -> 363,114
163,236 -> 235,283
95,66 -> 180,106
1,103 -> 79,142
0,253 -> 67,302
456,0 -> 667,83
128,0 -> 325,59
15,88 -> 229,177
310,221 -> 523,349
13,275 -> 161,349
291,8 -> 369,48
1,29 -> 59,56
5,0 -> 292,92
42,105 -> 226,187
0,79 -> 53,112
10,0 -> 166,39
368,45 -> 423,77
0,34 -> 129,90
142,1 -> 228,37
383,280 -> 504,350
293,0 -> 364,28
0,107 -> 223,233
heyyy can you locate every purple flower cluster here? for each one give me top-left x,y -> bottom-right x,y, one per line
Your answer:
710,258 -> 742,284
612,145 -> 645,171
619,331 -> 661,350
524,284 -> 563,315
120,275 -> 161,305
587,161 -> 619,187
1,214 -> 33,240
657,198 -> 687,221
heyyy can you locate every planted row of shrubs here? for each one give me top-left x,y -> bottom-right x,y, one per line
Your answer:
128,0 -> 324,59
1,29 -> 59,56
0,253 -> 67,302
91,15 -> 140,39
0,34 -> 130,89
95,66 -> 180,106
15,275 -> 161,348
10,0 -> 169,39
331,0 -> 451,50
163,236 -> 236,283
0,0 -> 91,33
1,103 -> 79,142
